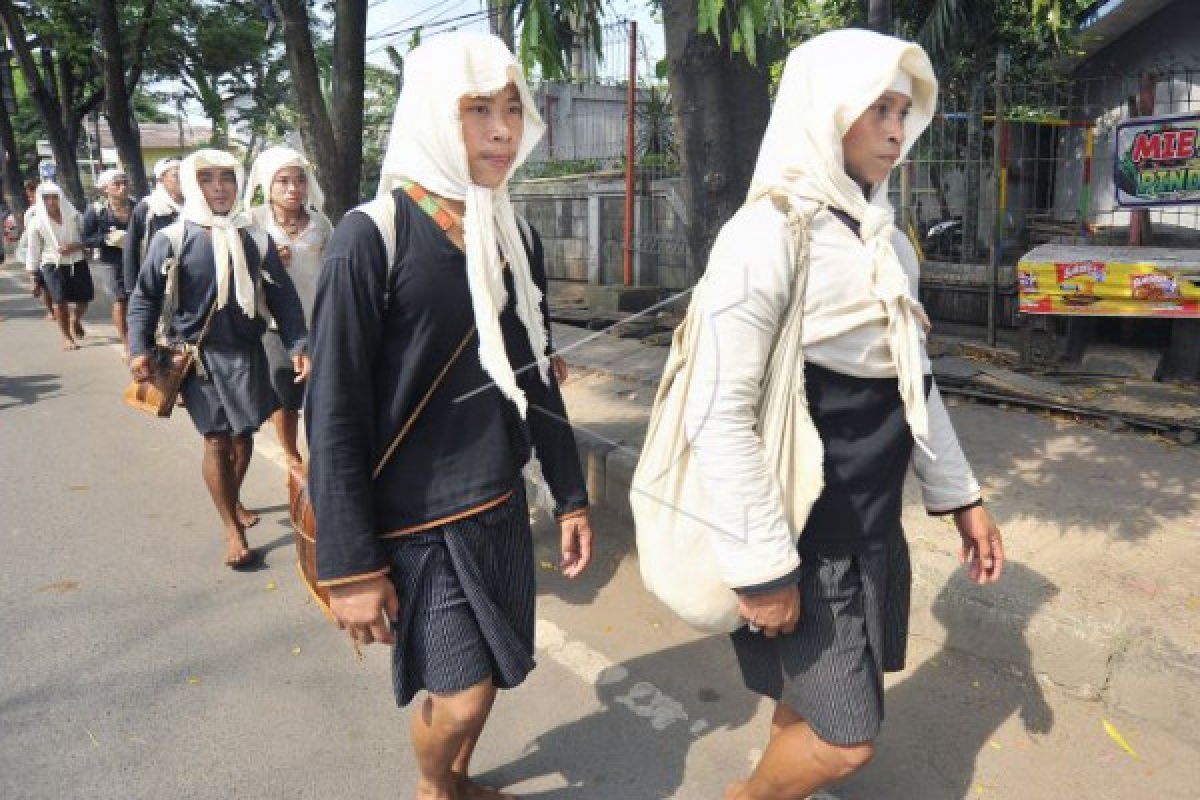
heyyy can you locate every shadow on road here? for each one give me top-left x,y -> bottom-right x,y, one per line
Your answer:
835,562 -> 1057,799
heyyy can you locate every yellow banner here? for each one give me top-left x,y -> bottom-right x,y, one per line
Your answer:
1018,258 -> 1200,317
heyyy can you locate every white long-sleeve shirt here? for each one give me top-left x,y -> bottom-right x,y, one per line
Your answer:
683,197 -> 981,589
25,209 -> 84,272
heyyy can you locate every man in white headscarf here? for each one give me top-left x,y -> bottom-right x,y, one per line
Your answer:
123,157 -> 183,298
244,145 -> 332,467
25,182 -> 93,350
126,149 -> 310,571
305,32 -> 593,800
82,168 -> 134,356
671,30 -> 1005,798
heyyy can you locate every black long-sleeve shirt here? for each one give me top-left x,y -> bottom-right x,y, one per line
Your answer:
123,198 -> 178,297
126,221 -> 308,358
307,189 -> 589,585
82,202 -> 134,288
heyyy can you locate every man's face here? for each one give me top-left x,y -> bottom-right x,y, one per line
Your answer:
42,193 -> 61,217
105,177 -> 129,203
160,167 -> 182,199
196,167 -> 238,215
270,166 -> 308,213
459,83 -> 524,189
841,90 -> 912,192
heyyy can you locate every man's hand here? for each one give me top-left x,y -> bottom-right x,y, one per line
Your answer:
277,244 -> 292,267
328,575 -> 400,646
129,353 -> 153,382
559,512 -> 593,579
292,353 -> 311,383
955,504 -> 1004,584
736,584 -> 800,638
551,355 -> 568,384
57,242 -> 82,256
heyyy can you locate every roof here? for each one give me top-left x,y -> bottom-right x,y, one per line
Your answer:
91,118 -> 214,151
1074,0 -> 1177,62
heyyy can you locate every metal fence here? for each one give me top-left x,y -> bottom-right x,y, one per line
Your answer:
893,67 -> 1200,330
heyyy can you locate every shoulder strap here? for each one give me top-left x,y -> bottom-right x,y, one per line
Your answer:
155,220 -> 189,341
359,180 -> 477,480
515,214 -> 533,255
371,326 -> 476,479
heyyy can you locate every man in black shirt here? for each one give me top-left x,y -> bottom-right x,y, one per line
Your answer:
81,169 -> 134,357
307,33 -> 593,800
128,150 -> 309,570
123,157 -> 182,296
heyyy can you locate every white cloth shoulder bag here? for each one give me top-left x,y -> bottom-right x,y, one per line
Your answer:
631,195 -> 825,632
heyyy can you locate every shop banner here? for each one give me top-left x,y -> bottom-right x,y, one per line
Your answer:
1018,255 -> 1200,317
1115,113 -> 1200,208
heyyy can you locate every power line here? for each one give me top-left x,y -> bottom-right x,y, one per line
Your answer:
366,6 -> 502,56
365,0 -> 472,41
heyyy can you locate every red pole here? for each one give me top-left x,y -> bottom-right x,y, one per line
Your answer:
622,20 -> 637,287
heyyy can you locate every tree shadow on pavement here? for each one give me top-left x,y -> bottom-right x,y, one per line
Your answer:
834,562 -> 1058,800
475,633 -> 761,799
0,372 -> 61,409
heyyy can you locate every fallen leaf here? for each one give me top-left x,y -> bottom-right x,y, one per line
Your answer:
972,681 -> 981,689
85,728 -> 100,748
186,676 -> 201,686
989,740 -> 1002,749
291,647 -> 302,656
1102,719 -> 1139,760
265,581 -> 278,591
35,579 -> 80,593
538,560 -> 556,571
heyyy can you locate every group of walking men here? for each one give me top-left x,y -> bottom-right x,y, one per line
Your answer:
15,27 -> 1007,800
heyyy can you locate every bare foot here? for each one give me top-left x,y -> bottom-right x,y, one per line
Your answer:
724,781 -> 748,800
222,526 -> 253,568
236,504 -> 260,528
61,339 -> 79,351
415,778 -> 458,800
457,776 -> 517,800
73,320 -> 85,338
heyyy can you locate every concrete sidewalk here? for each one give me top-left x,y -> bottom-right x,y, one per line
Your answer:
549,321 -> 1200,746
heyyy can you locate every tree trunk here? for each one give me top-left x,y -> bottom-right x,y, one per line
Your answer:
0,58 -> 26,229
277,0 -> 362,221
330,0 -> 366,218
96,0 -> 149,196
489,0 -> 515,51
867,0 -> 892,33
661,0 -> 772,280
0,0 -> 87,208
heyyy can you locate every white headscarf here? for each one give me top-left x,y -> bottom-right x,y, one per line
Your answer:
32,182 -> 82,258
95,168 -> 126,191
147,158 -> 182,218
749,29 -> 938,456
179,149 -> 257,318
244,145 -> 326,216
375,32 -> 549,417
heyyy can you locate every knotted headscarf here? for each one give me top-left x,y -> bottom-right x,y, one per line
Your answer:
32,182 -> 82,259
748,29 -> 938,456
179,149 -> 256,318
147,158 -> 182,218
243,145 -> 326,217
373,32 -> 550,417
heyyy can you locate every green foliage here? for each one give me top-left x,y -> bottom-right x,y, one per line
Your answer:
514,0 -> 605,81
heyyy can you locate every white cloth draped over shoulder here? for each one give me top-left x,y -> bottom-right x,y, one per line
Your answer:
370,31 -> 550,417
25,182 -> 84,271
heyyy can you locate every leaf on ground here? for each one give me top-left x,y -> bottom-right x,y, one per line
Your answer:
265,581 -> 278,591
291,647 -> 302,656
35,579 -> 79,593
186,676 -> 201,686
1102,719 -> 1139,759
989,740 -> 1002,749
538,560 -> 556,571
